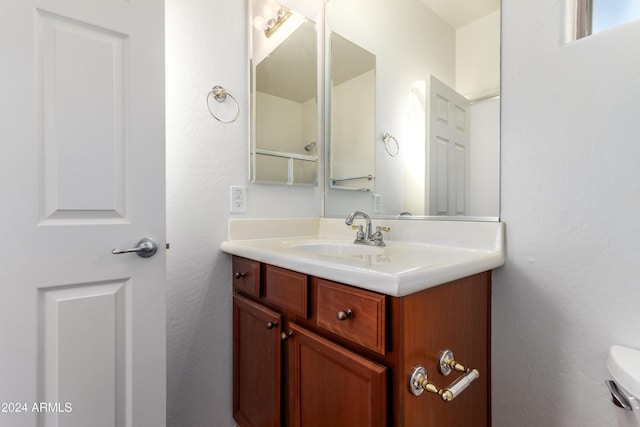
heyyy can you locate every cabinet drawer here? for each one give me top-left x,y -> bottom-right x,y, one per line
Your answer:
264,265 -> 308,318
316,279 -> 386,355
232,257 -> 261,297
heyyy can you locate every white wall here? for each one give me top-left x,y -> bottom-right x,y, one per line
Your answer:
456,10 -> 501,101
256,92 -> 304,153
165,0 -> 321,425
494,1 -> 640,426
331,70 -> 376,190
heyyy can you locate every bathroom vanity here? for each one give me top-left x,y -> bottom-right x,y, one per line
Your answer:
222,218 -> 504,427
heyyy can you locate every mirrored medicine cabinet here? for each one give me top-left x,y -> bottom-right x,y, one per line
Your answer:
249,0 -> 320,186
249,0 -> 501,221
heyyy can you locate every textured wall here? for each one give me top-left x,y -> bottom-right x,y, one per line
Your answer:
165,0 -> 321,425
494,1 -> 640,426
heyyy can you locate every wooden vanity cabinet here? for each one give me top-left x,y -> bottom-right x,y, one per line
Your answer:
232,256 -> 491,427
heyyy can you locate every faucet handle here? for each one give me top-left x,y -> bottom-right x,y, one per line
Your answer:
348,224 -> 367,242
371,226 -> 388,246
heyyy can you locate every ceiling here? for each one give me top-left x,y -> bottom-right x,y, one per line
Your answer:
256,20 -> 318,103
419,0 -> 499,29
331,33 -> 376,87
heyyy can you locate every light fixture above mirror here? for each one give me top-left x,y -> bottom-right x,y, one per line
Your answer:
263,6 -> 291,37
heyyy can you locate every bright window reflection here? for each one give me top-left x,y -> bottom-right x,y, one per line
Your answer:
592,0 -> 640,34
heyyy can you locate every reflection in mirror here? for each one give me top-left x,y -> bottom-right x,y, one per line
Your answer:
329,33 -> 376,192
250,0 -> 318,185
324,0 -> 500,219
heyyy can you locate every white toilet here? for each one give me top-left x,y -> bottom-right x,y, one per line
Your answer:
607,345 -> 640,426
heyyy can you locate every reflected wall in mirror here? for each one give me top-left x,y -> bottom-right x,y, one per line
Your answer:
329,33 -> 376,192
324,0 -> 500,219
250,0 -> 319,185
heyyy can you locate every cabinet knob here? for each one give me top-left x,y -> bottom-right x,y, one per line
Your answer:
234,272 -> 246,279
336,309 -> 353,321
281,331 -> 293,341
266,321 -> 278,330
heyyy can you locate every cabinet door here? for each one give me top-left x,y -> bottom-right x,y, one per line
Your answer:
287,323 -> 388,427
233,294 -> 282,427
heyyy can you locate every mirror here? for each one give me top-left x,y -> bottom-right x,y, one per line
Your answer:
329,33 -> 376,192
250,0 -> 319,185
324,0 -> 500,219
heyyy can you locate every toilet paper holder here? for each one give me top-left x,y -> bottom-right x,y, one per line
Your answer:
409,349 -> 479,402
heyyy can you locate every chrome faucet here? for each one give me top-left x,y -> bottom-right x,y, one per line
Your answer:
345,211 -> 388,246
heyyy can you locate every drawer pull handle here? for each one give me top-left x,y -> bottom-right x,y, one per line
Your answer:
266,321 -> 278,330
336,309 -> 353,321
234,272 -> 246,279
409,350 -> 479,402
281,331 -> 293,341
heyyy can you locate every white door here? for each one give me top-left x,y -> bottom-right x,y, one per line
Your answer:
427,75 -> 471,216
0,0 -> 166,426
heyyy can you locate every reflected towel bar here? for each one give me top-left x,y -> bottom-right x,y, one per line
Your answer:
331,175 -> 373,184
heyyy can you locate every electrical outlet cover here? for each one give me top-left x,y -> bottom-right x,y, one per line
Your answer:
373,194 -> 382,214
230,185 -> 247,213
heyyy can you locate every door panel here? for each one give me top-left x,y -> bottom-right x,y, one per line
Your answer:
41,280 -> 130,427
0,0 -> 165,426
453,142 -> 467,215
39,10 -> 128,222
434,136 -> 449,215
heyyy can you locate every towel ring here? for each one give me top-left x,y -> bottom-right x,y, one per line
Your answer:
382,132 -> 399,157
206,85 -> 239,123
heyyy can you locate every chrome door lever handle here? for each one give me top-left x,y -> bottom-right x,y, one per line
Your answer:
112,237 -> 158,258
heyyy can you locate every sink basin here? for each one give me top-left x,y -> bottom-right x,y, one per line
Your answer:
221,218 -> 505,296
290,242 -> 384,256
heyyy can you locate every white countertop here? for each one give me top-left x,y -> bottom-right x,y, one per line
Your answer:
220,218 -> 505,297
